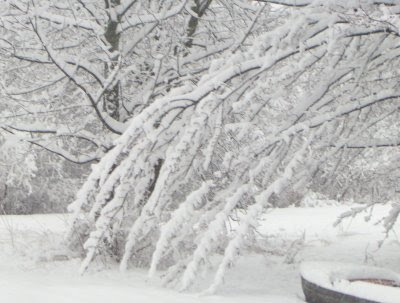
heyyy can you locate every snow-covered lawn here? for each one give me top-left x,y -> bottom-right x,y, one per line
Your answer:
0,205 -> 399,303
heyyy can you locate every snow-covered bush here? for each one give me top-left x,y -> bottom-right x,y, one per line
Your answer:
299,192 -> 343,208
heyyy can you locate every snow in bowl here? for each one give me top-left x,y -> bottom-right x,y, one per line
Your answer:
300,261 -> 400,303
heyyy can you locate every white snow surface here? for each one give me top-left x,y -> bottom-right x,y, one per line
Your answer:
0,205 -> 399,302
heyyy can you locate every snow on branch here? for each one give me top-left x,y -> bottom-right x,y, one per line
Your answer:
118,1 -> 188,32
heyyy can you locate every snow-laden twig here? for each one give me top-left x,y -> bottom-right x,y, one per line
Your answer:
148,181 -> 214,278
206,131 -> 316,294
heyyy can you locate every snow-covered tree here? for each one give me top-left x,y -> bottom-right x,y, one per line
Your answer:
63,0 -> 400,291
0,0 -> 259,159
2,0 -> 400,293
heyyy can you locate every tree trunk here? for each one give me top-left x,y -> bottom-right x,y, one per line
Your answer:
104,0 -> 122,121
185,0 -> 213,50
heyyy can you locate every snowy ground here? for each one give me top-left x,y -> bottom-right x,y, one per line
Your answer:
0,205 -> 399,303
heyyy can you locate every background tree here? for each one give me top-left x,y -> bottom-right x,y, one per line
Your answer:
0,0 -> 260,212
